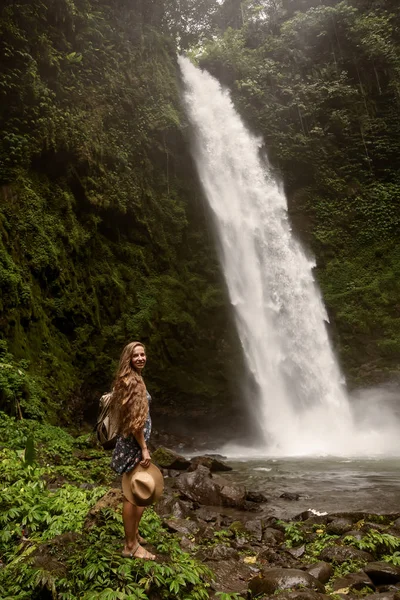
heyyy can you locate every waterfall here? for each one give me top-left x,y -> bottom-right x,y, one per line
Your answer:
179,56 -> 399,456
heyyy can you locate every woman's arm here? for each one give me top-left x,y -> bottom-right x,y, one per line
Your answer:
133,429 -> 151,468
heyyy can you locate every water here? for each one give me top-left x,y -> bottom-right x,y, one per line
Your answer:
223,457 -> 400,518
179,56 -> 400,457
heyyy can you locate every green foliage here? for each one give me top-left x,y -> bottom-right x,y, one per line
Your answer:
0,414 -> 213,599
343,531 -> 400,554
277,520 -> 304,547
0,0 -> 240,424
215,593 -> 246,600
382,551 -> 400,566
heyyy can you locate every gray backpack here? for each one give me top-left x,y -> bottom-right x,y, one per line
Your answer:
95,392 -> 118,449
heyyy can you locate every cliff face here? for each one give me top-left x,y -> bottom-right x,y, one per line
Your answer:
0,0 -> 245,426
1,0 -> 399,427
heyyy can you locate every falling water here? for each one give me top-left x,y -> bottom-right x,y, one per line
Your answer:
179,56 -> 399,456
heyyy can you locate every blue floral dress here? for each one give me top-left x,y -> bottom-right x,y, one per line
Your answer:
111,392 -> 152,474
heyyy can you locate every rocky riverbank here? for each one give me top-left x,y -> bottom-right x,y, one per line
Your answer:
95,446 -> 400,599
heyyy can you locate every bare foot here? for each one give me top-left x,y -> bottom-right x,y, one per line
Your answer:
132,544 -> 155,560
122,543 -> 155,561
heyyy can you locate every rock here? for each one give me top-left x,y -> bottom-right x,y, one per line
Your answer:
305,562 -> 333,584
176,466 -> 246,507
281,492 -> 300,501
332,571 -> 375,592
287,544 -> 306,558
179,536 -> 196,551
364,563 -> 400,585
320,545 -> 374,564
327,518 -> 354,535
209,544 -> 239,561
362,593 -> 397,600
194,506 -> 220,522
188,455 -> 232,472
248,568 -> 325,596
152,447 -> 190,470
155,495 -> 194,519
164,517 -> 199,536
204,558 -> 253,595
339,530 -> 364,542
263,527 -> 285,546
392,518 -> 400,531
84,488 -> 123,528
278,591 -> 331,600
246,491 -> 268,503
243,519 -> 263,542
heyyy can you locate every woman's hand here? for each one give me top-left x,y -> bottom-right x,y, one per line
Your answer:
140,447 -> 151,468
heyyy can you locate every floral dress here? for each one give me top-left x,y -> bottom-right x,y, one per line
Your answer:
111,392 -> 152,475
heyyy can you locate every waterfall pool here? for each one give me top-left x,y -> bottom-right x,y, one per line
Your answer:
221,457 -> 400,519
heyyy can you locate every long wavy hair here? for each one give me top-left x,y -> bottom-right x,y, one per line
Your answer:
113,341 -> 148,436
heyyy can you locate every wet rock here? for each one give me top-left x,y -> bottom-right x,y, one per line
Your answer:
246,490 -> 268,503
361,593 -> 397,600
209,544 -> 239,561
298,512 -> 329,524
230,519 -> 263,541
188,455 -> 232,472
164,517 -> 199,536
248,568 -> 325,596
281,492 -> 301,501
305,562 -> 333,584
179,536 -> 196,551
332,571 -> 375,592
194,506 -> 220,522
263,527 -> 285,545
278,591 -> 331,600
205,558 -> 253,595
155,494 -> 194,519
364,563 -> 400,585
287,544 -> 306,558
176,466 -> 246,507
327,518 -> 354,535
339,530 -> 364,542
152,447 -> 190,470
392,518 -> 400,531
319,545 -> 374,564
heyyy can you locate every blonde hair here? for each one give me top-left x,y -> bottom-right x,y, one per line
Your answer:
113,341 -> 148,436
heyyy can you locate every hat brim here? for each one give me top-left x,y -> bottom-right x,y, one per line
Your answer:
122,462 -> 164,507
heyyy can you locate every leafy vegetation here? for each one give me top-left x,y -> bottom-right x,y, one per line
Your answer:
0,412 -> 213,599
0,0 -> 242,425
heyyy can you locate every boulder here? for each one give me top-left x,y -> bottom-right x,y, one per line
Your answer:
361,593 -> 398,600
305,562 -> 333,584
392,518 -> 400,531
152,447 -> 190,470
176,466 -> 246,507
339,530 -> 364,543
320,545 -> 374,564
188,455 -> 232,472
281,492 -> 300,501
248,568 -> 325,596
246,490 -> 268,503
263,527 -> 285,546
326,518 -> 354,536
155,494 -> 194,519
287,544 -> 306,559
278,592 -> 331,600
164,517 -> 199,536
332,571 -> 375,592
209,544 -> 239,561
364,563 -> 400,585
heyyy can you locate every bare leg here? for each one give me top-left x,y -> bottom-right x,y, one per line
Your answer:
122,499 -> 155,559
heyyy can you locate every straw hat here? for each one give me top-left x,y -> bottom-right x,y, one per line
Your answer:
122,463 -> 164,507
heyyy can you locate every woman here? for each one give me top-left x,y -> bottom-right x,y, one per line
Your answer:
111,341 -> 155,560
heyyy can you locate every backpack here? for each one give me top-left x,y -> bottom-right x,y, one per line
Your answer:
95,392 -> 118,450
